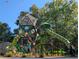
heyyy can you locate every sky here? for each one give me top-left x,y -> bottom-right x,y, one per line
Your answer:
0,0 -> 78,32
0,0 -> 52,32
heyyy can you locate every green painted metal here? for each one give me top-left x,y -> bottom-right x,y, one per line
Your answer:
46,29 -> 70,47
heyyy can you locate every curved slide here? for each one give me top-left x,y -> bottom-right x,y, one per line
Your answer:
46,29 -> 71,48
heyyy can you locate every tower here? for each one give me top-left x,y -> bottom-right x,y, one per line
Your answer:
18,14 -> 37,35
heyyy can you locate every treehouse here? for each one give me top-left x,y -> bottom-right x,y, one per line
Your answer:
18,14 -> 38,36
11,14 -> 38,53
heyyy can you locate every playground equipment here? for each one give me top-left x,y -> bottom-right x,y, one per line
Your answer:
8,14 -> 76,56
46,29 -> 70,48
35,23 -> 76,57
13,33 -> 32,53
10,14 -> 37,54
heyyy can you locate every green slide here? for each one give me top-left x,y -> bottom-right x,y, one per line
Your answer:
46,29 -> 70,48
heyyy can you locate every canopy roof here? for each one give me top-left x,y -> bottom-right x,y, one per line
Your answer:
19,14 -> 38,26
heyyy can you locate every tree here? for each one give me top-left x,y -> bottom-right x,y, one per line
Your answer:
30,0 -> 77,56
30,4 -> 38,17
14,0 -> 77,56
0,22 -> 13,42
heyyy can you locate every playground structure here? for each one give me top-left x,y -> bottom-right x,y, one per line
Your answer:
8,14 -> 76,57
11,14 -> 37,54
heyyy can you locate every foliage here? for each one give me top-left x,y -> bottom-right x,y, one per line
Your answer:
0,22 -> 13,42
29,0 -> 78,56
30,0 -> 78,48
14,0 -> 77,56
